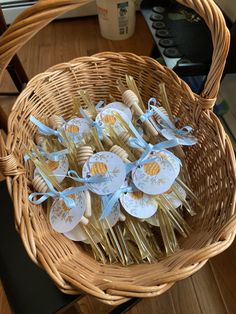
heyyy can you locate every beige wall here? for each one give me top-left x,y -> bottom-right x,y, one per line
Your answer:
214,0 -> 236,21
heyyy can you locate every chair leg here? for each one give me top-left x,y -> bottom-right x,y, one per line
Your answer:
55,295 -> 83,314
0,93 -> 19,96
109,298 -> 140,314
0,106 -> 7,132
7,55 -> 28,92
150,44 -> 161,59
0,6 -> 28,92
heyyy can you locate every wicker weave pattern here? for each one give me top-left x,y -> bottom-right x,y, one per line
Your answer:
0,0 -> 235,306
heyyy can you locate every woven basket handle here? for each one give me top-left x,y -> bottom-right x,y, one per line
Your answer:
177,0 -> 230,109
0,0 -> 93,82
0,0 -> 230,104
0,0 -> 92,176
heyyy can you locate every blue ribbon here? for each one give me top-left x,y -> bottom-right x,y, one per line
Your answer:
140,98 -> 155,122
125,152 -> 158,174
129,138 -> 181,168
129,137 -> 180,155
80,107 -> 104,139
152,105 -> 198,145
100,184 -> 136,220
44,149 -> 69,161
138,97 -> 196,145
29,172 -> 87,209
124,116 -> 181,162
151,105 -> 190,133
24,147 -> 69,162
149,100 -> 195,138
95,100 -> 104,109
30,115 -> 61,137
139,98 -> 162,133
67,170 -> 109,184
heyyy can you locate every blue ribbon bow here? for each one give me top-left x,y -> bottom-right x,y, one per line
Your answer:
128,138 -> 181,172
151,105 -> 193,135
95,100 -> 105,110
24,147 -> 69,162
145,98 -> 196,142
124,115 -> 181,164
100,184 -> 136,220
29,171 -> 87,209
138,97 -> 196,143
30,115 -> 62,137
80,107 -> 104,140
67,170 -> 109,184
140,98 -> 156,122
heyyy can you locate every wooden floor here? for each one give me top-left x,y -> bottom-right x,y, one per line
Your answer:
0,14 -> 236,314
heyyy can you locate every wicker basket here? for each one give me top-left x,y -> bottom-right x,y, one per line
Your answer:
0,0 -> 235,306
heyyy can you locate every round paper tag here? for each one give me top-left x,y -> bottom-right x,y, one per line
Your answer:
154,106 -> 169,126
62,118 -> 90,144
152,150 -> 180,177
82,152 -> 126,195
34,155 -> 69,183
120,190 -> 157,218
132,153 -> 179,195
49,188 -> 86,233
64,223 -> 103,244
96,108 -> 131,136
145,213 -> 160,227
105,102 -> 132,120
161,128 -> 197,146
101,201 -> 120,228
164,183 -> 186,208
64,223 -> 87,242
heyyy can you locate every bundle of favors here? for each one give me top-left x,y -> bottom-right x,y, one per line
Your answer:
25,75 -> 200,265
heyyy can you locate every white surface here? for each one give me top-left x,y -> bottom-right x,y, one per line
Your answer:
2,1 -> 234,25
2,1 -> 99,24
63,117 -> 91,145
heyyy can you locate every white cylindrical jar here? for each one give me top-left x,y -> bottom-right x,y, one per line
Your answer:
96,0 -> 136,40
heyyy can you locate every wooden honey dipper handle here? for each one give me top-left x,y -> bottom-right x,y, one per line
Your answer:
102,135 -> 113,147
32,175 -> 48,193
80,216 -> 89,225
110,145 -> 131,164
84,190 -> 92,217
48,115 -> 65,130
122,90 -> 159,137
119,212 -> 126,221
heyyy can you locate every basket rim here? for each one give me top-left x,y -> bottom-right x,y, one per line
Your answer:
4,52 -> 236,305
10,53 -> 197,114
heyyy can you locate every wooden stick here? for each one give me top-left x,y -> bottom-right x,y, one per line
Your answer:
126,75 -> 146,112
159,83 -> 186,159
122,89 -> 159,137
